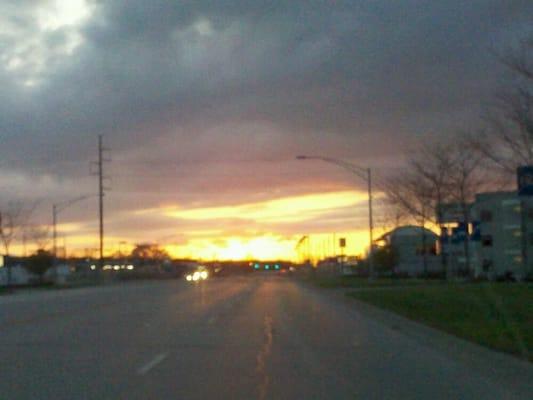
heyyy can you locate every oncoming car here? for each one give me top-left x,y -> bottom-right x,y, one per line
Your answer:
185,267 -> 209,282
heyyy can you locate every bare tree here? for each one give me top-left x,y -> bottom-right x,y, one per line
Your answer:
447,133 -> 490,276
0,201 -> 40,286
384,166 -> 435,274
0,202 -> 24,287
376,196 -> 409,233
0,202 -> 23,256
474,36 -> 533,179
26,225 -> 51,251
500,35 -> 533,81
383,137 -> 456,275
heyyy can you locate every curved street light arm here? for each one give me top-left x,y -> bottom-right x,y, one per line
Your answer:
296,154 -> 374,278
53,194 -> 97,267
296,155 -> 368,180
55,194 -> 96,214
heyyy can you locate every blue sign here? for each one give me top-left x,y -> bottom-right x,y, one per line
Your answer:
517,166 -> 533,196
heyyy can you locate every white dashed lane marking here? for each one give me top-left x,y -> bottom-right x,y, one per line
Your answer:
136,353 -> 168,376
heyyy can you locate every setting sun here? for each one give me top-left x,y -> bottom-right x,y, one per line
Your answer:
12,190 -> 374,261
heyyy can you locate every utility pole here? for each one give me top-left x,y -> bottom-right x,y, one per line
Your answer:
91,135 -> 110,271
53,204 -> 57,262
22,231 -> 27,257
98,134 -> 104,270
0,212 -> 8,287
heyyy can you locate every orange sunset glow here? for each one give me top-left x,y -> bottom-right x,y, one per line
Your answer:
11,189 -> 377,261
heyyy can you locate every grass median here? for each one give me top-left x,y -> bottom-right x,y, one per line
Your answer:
348,283 -> 533,360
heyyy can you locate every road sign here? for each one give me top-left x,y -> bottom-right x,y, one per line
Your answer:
436,202 -> 470,223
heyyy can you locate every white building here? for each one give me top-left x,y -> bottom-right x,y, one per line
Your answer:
0,264 -> 36,286
377,226 -> 441,277
0,260 -> 73,286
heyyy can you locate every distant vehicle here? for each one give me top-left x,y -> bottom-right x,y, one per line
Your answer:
185,266 -> 209,282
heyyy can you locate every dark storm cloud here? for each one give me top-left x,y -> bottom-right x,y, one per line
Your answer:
1,0 -> 532,219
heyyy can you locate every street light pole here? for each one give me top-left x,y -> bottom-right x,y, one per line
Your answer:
367,167 -> 374,278
52,204 -> 58,262
52,195 -> 94,279
296,155 -> 374,279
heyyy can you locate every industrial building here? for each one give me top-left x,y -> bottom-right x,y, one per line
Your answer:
440,190 -> 533,280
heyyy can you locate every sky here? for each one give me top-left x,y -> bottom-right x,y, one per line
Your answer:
0,0 -> 532,260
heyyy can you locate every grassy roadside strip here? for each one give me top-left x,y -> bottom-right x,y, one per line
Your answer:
0,278 -> 105,295
348,283 -> 533,361
306,274 -> 442,289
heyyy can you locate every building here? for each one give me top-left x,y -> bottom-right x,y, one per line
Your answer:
376,225 -> 440,277
0,256 -> 73,286
0,265 -> 36,286
316,256 -> 355,275
472,191 -> 532,280
439,190 -> 533,280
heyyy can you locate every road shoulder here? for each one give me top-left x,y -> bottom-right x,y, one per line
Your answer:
297,280 -> 533,397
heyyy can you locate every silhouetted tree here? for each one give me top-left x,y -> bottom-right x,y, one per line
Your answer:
474,35 -> 533,181
372,244 -> 398,275
0,203 -> 23,256
384,134 -> 487,277
26,249 -> 54,284
447,134 -> 490,276
130,243 -> 169,266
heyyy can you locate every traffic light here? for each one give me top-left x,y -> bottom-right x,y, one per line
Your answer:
265,264 -> 270,270
274,264 -> 280,270
254,263 -> 260,270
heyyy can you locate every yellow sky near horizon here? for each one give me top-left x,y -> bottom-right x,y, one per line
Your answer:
9,190 -> 379,261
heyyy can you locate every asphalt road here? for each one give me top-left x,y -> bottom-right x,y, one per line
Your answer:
1,274 -> 532,399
